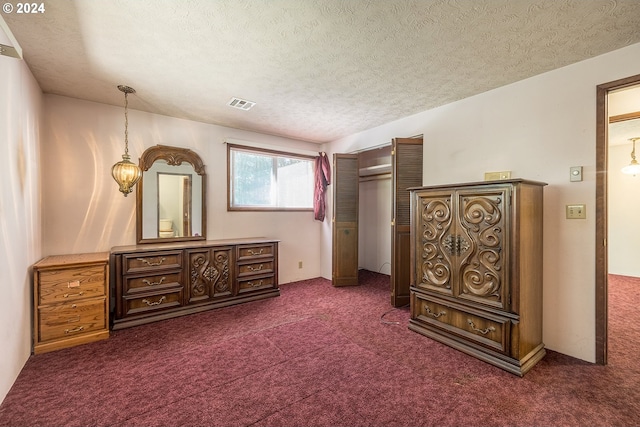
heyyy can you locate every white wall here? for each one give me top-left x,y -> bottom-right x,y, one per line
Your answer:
608,86 -> 640,277
42,95 -> 323,284
324,42 -> 640,363
0,35 -> 42,402
358,178 -> 392,274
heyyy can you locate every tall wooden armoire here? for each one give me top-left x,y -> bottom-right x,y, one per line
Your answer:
408,179 -> 546,376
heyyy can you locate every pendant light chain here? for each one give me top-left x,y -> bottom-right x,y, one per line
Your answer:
124,90 -> 130,156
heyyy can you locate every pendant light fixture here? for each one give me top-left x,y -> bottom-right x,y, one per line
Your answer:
621,137 -> 640,176
111,85 -> 142,196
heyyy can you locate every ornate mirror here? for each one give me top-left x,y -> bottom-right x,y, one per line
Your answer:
136,145 -> 206,244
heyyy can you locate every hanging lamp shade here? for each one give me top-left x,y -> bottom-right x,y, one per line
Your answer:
621,137 -> 640,176
111,85 -> 142,196
111,153 -> 142,195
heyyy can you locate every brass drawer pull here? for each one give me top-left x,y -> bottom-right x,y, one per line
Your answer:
425,306 -> 446,318
247,264 -> 264,272
142,277 -> 166,286
247,248 -> 264,255
248,280 -> 263,288
142,296 -> 166,306
64,326 -> 84,334
63,292 -> 84,298
137,257 -> 166,266
467,319 -> 495,335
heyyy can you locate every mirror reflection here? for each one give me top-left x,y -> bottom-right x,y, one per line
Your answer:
136,145 -> 206,244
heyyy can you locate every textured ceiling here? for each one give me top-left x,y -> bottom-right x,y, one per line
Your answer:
3,0 -> 640,143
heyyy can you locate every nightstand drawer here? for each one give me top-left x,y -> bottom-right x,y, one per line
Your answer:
411,293 -> 511,354
38,299 -> 106,342
237,244 -> 275,261
123,251 -> 182,274
37,265 -> 106,305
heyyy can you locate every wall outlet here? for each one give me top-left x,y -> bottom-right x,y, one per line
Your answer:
566,204 -> 586,219
298,261 -> 303,269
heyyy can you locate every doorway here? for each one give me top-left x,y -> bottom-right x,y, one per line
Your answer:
595,73 -> 640,365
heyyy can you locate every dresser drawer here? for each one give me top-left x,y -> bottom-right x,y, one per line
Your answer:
124,289 -> 183,316
238,275 -> 276,293
237,244 -> 275,261
123,251 -> 182,274
124,272 -> 183,294
411,293 -> 511,354
38,299 -> 106,342
37,265 -> 106,305
237,260 -> 275,277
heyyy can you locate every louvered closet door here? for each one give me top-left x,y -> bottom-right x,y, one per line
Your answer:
332,154 -> 359,287
391,138 -> 423,307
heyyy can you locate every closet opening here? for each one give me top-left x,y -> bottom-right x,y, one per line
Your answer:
332,137 -> 423,307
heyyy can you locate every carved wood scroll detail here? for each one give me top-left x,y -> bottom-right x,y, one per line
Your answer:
190,250 -> 230,298
458,194 -> 504,302
420,197 -> 452,289
139,145 -> 205,175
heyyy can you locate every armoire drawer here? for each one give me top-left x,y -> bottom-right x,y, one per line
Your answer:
411,292 -> 510,354
38,298 -> 106,342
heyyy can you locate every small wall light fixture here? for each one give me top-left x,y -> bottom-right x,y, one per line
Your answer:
621,137 -> 640,176
111,85 -> 142,196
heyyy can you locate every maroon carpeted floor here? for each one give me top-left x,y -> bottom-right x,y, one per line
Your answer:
1,271 -> 639,426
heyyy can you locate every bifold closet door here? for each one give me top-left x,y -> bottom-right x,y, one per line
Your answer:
391,137 -> 423,307
332,154 -> 359,286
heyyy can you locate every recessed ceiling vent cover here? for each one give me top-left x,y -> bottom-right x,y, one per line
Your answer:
227,97 -> 256,111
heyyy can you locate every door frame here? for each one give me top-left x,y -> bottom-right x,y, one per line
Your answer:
595,73 -> 640,365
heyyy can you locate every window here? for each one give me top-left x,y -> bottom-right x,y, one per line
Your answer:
228,144 -> 315,211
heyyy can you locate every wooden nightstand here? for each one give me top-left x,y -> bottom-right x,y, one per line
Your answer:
32,252 -> 110,354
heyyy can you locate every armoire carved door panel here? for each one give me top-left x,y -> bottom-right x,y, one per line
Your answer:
456,188 -> 509,310
414,191 -> 454,296
186,247 -> 233,303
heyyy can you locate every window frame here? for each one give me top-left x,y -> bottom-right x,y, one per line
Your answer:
227,143 -> 316,212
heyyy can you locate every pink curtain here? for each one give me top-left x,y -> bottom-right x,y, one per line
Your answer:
314,152 -> 331,221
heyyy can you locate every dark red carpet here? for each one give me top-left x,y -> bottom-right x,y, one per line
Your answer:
1,271 -> 639,426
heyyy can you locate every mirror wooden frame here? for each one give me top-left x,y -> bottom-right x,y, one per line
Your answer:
136,145 -> 207,244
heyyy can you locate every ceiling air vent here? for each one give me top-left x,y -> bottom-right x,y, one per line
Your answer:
227,97 -> 256,111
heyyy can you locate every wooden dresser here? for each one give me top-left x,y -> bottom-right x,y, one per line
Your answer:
110,238 -> 279,329
409,179 -> 546,376
32,252 -> 110,354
